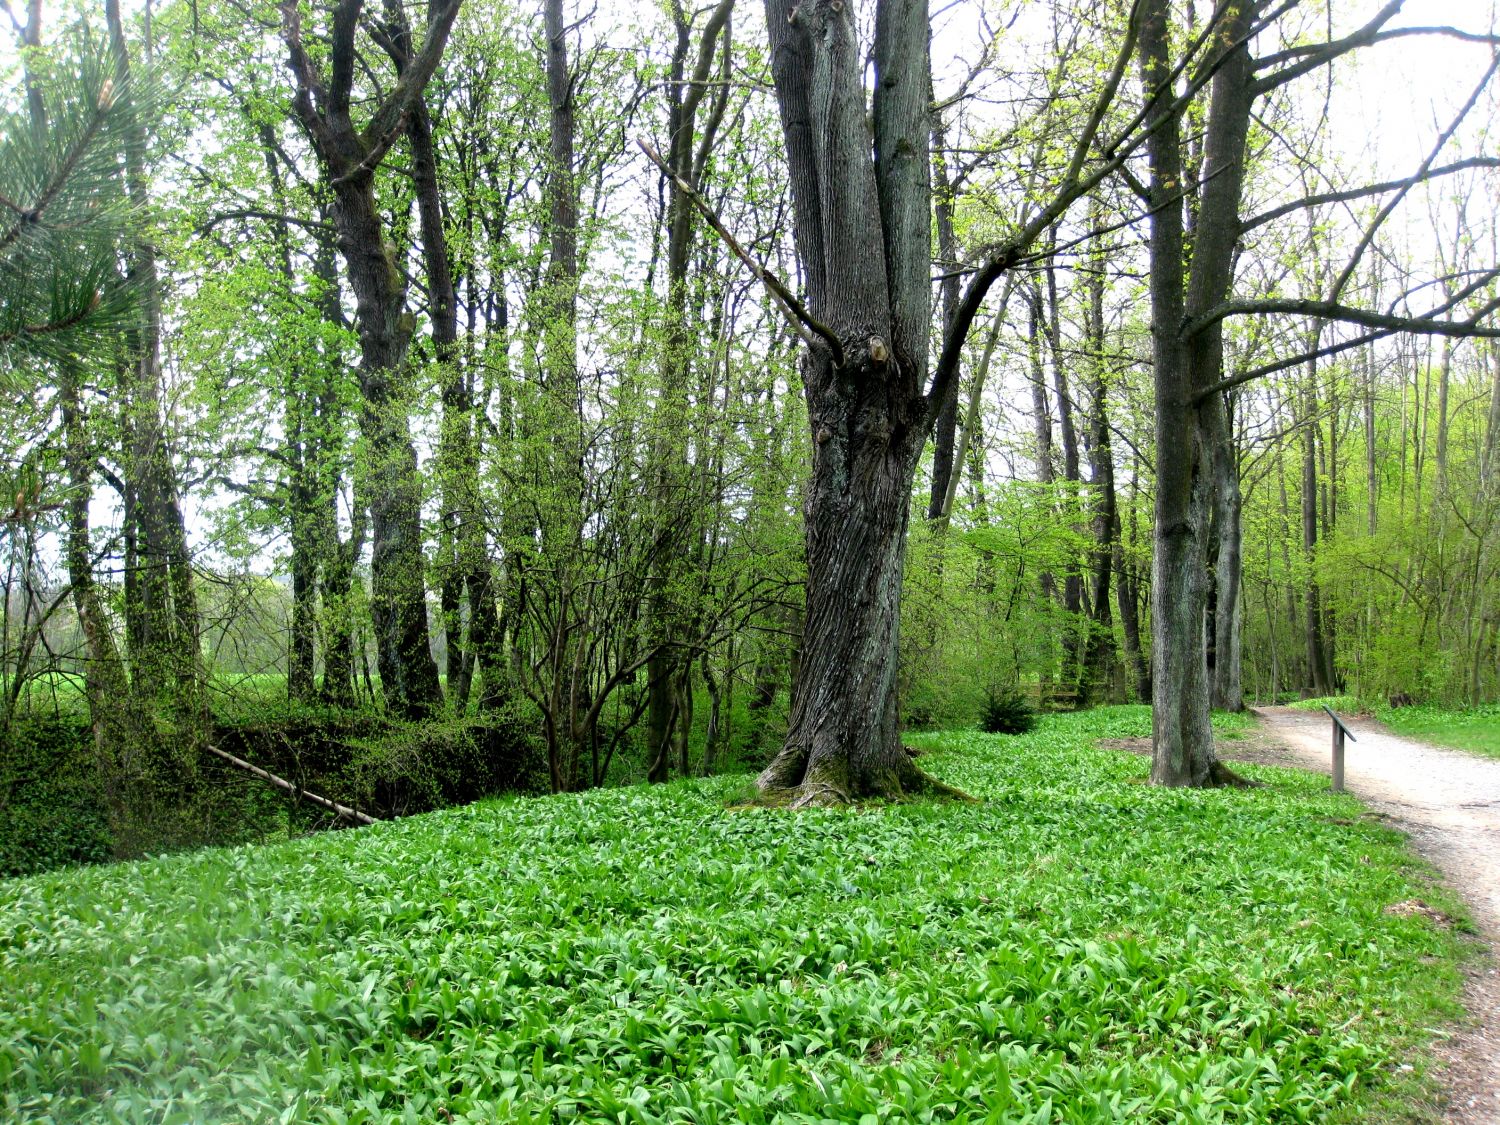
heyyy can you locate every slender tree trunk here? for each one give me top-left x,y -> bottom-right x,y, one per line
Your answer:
1028,289 -> 1060,610
938,293 -> 1011,526
1210,401 -> 1244,710
1081,238 -> 1119,703
108,0 -> 205,733
644,0 -> 734,779
61,371 -> 167,856
1302,379 -> 1333,695
331,174 -> 443,717
927,104 -> 963,520
256,124 -> 318,704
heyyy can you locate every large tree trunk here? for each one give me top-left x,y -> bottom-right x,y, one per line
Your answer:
757,410 -> 936,803
332,173 -> 444,718
754,0 -> 963,804
279,0 -> 458,719
1139,0 -> 1254,786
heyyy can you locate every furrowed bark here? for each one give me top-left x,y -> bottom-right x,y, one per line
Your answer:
756,0 -> 954,803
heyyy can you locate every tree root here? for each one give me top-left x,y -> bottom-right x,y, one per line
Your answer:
1206,760 -> 1264,789
751,752 -> 976,809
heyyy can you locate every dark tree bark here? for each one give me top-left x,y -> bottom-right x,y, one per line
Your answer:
279,0 -> 458,719
753,0 -> 948,804
1043,257 -> 1086,685
1027,288 -> 1061,608
1137,0 -> 1253,785
751,0 -> 1136,801
387,12 -> 500,717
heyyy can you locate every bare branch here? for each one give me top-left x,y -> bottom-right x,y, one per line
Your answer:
1252,0 -> 1404,93
1191,292 -> 1500,340
1329,52 -> 1500,302
1241,156 -> 1500,233
635,135 -> 843,364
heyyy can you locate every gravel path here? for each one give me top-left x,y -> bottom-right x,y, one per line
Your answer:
1257,706 -> 1500,1124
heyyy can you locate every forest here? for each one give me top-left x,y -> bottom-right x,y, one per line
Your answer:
0,0 -> 1496,851
4,0 -> 1500,1119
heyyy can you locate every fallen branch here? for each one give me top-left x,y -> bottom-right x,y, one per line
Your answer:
207,744 -> 378,826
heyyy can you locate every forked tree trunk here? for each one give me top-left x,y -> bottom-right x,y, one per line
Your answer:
754,0 -> 963,804
280,0 -> 457,719
1139,0 -> 1253,786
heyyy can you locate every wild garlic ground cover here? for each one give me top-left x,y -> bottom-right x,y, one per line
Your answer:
0,707 -> 1466,1123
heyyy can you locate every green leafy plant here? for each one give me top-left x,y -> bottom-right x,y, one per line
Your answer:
0,707 -> 1467,1123
979,690 -> 1037,735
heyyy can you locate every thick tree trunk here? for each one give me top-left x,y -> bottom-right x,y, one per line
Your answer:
333,174 -> 444,718
757,404 -> 935,803
752,0 -> 972,803
279,0 -> 457,719
1139,0 -> 1254,785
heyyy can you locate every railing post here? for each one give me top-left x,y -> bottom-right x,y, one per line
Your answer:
1321,705 -> 1355,793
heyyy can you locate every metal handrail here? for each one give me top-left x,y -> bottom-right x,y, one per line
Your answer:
1321,706 -> 1357,792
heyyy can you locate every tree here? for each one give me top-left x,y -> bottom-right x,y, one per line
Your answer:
750,0 -> 1139,803
278,0 -> 461,718
1136,0 -> 1500,783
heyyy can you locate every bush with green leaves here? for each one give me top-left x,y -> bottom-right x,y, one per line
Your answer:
979,690 -> 1037,735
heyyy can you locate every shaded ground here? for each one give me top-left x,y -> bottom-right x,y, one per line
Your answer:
1257,707 -> 1500,1125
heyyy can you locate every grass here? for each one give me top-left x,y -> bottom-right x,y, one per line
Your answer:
1375,704 -> 1500,761
1289,695 -> 1500,761
0,707 -> 1470,1123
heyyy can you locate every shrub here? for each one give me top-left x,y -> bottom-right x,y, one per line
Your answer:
980,689 -> 1037,735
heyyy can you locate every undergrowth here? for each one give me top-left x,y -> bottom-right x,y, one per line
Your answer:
0,707 -> 1468,1123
